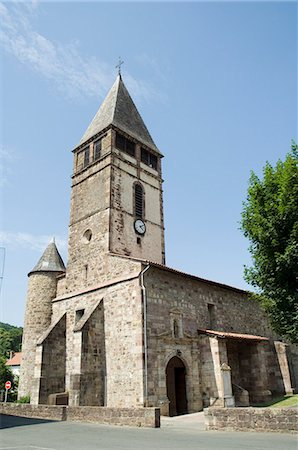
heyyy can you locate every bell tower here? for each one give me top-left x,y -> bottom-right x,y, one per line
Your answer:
65,75 -> 165,292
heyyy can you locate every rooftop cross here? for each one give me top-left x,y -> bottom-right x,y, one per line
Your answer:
116,57 -> 124,75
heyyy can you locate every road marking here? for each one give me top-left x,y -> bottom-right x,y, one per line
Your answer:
30,447 -> 58,450
0,447 -> 57,450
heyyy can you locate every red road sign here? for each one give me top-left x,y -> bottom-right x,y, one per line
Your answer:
5,381 -> 11,390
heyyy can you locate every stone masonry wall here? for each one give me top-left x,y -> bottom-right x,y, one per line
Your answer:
18,272 -> 58,399
0,403 -> 65,421
104,277 -> 144,407
52,290 -> 106,404
0,403 -> 160,428
61,122 -> 166,293
204,407 -> 298,433
66,406 -> 160,427
289,345 -> 298,392
109,144 -> 164,263
63,131 -> 113,294
144,267 -> 289,412
38,314 -> 66,404
50,264 -> 144,408
146,267 -> 276,339
51,256 -> 143,406
79,302 -> 105,406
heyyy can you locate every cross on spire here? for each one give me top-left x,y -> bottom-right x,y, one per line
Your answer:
116,57 -> 124,75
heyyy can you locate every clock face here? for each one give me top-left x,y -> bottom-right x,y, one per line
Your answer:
134,219 -> 146,235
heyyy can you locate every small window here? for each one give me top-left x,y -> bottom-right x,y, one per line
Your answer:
173,319 -> 179,338
135,184 -> 144,218
141,148 -> 158,170
116,132 -> 135,158
83,146 -> 90,167
116,132 -> 125,150
94,139 -> 101,161
126,139 -> 135,157
83,229 -> 92,243
75,309 -> 85,324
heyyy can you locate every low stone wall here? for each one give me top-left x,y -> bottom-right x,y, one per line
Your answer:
67,406 -> 160,427
204,407 -> 298,433
0,403 -> 65,421
0,403 -> 160,428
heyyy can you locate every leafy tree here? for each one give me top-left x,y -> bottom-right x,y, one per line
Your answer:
241,142 -> 298,343
0,356 -> 14,390
0,323 -> 23,358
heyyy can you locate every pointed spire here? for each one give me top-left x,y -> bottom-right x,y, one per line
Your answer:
78,75 -> 161,154
29,241 -> 66,276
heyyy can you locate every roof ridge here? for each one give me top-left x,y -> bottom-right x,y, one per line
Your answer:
110,74 -> 120,125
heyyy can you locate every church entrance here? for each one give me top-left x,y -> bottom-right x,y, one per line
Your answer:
166,356 -> 188,416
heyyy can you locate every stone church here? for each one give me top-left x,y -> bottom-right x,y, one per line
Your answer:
18,74 -> 297,416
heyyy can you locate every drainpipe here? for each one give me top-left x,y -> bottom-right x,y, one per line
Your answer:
140,264 -> 150,406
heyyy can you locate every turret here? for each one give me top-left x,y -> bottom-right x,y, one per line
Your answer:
18,240 -> 65,400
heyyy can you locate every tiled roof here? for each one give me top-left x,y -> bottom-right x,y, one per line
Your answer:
5,352 -> 22,366
108,252 -> 248,295
29,241 -> 66,275
78,75 -> 161,154
198,329 -> 269,341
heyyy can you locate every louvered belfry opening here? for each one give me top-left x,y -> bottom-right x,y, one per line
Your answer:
94,138 -> 102,161
135,184 -> 143,218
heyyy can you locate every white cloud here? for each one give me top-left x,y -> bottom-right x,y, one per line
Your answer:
0,231 -> 67,252
0,2 -> 162,103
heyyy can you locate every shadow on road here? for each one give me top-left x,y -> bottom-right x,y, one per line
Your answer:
0,413 -> 57,429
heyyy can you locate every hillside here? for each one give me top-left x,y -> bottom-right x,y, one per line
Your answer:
0,322 -> 23,358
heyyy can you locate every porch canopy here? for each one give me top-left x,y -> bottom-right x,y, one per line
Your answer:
197,329 -> 269,342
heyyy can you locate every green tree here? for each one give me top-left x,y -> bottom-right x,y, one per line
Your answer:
0,323 -> 23,358
0,329 -> 13,358
0,356 -> 14,390
241,142 -> 298,343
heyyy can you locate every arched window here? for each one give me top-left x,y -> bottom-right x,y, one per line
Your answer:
134,184 -> 144,218
173,319 -> 179,338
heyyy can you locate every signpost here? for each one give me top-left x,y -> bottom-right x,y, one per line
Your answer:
5,380 -> 11,403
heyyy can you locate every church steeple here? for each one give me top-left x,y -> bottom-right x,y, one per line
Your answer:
79,75 -> 161,154
66,74 -> 165,292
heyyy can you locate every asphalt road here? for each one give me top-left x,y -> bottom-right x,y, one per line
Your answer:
0,414 -> 297,450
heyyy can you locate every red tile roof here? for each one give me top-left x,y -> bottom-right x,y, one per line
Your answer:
5,352 -> 22,366
198,329 -> 269,341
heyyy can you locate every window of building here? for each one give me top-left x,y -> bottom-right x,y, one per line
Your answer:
84,264 -> 88,281
75,309 -> 85,324
173,319 -> 179,338
116,132 -> 135,157
135,183 -> 144,218
141,148 -> 158,170
83,229 -> 92,243
94,139 -> 102,161
83,146 -> 90,167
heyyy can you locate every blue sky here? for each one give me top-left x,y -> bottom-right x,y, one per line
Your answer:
0,1 -> 297,326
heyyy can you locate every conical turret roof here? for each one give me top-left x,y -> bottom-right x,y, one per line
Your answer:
29,241 -> 66,275
79,75 -> 161,154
